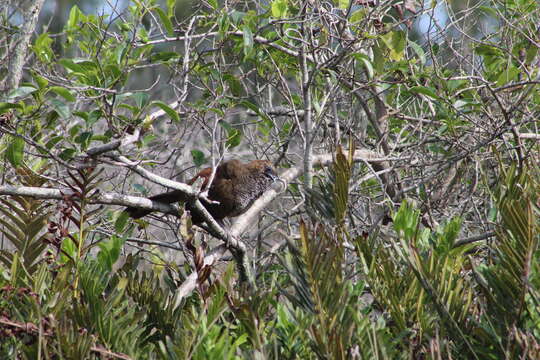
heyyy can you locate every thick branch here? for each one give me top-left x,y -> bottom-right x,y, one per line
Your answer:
0,185 -> 178,215
5,0 -> 46,90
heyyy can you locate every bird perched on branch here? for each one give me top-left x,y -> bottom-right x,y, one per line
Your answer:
125,159 -> 278,224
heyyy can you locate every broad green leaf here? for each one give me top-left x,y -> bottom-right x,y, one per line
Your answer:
59,148 -> 76,161
338,0 -> 349,10
133,184 -> 148,195
75,131 -> 93,150
242,25 -> 254,59
350,9 -> 367,24
6,135 -> 24,168
49,98 -> 71,118
230,10 -> 245,24
151,101 -> 180,122
133,92 -> 150,108
45,136 -> 63,150
191,149 -> 206,166
50,86 -> 76,102
154,7 -> 174,36
8,86 -> 37,99
0,103 -> 23,113
223,74 -> 242,96
474,44 -> 502,58
409,86 -> 439,100
33,33 -> 53,62
97,235 -> 125,271
352,53 -> 374,78
220,122 -> 242,148
380,31 -> 406,61
496,65 -> 520,86
32,72 -> 49,89
409,40 -> 426,65
66,5 -> 82,30
115,43 -> 128,65
59,58 -> 83,73
479,6 -> 498,17
150,51 -> 179,62
166,0 -> 176,16
60,237 -> 77,263
271,0 -> 288,18
393,200 -> 420,241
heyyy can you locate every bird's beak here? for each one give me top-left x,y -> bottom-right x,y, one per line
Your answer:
264,171 -> 279,182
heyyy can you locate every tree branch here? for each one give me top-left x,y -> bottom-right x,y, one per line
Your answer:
5,0 -> 46,91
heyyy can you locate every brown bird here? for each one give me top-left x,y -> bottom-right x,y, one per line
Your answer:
125,159 -> 278,224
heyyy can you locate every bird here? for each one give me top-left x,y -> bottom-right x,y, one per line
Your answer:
125,159 -> 278,224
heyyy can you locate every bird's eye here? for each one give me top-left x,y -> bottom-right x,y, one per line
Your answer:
263,165 -> 277,180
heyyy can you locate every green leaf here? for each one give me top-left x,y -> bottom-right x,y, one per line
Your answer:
115,211 -> 130,233
240,100 -> 270,121
45,136 -> 63,150
75,131 -> 93,150
59,58 -> 83,73
32,72 -> 49,89
474,44 -> 502,58
409,40 -> 426,65
207,0 -> 218,10
97,235 -> 126,271
478,6 -> 498,18
150,51 -> 179,62
242,25 -> 254,59
380,31 -> 406,61
151,101 -> 180,122
66,5 -> 82,30
166,0 -> 176,16
49,98 -> 71,118
33,33 -> 54,62
191,149 -> 206,166
8,86 -> 37,99
220,122 -> 242,148
409,86 -> 439,100
154,7 -> 174,36
338,0 -> 349,9
488,207 -> 497,222
496,65 -> 520,86
352,53 -> 374,79
6,136 -> 24,168
60,237 -> 77,263
271,0 -> 288,18
350,8 -> 367,24
133,92 -> 150,108
223,74 -> 242,96
50,86 -> 76,102
393,200 -> 420,241
230,10 -> 245,24
133,184 -> 148,195
0,103 -> 23,113
114,43 -> 128,65
59,148 -> 77,161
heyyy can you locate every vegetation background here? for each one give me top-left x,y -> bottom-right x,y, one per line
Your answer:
0,0 -> 539,358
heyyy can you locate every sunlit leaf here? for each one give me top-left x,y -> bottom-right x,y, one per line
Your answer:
6,135 -> 24,168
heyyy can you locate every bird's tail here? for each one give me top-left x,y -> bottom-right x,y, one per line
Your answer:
124,190 -> 187,219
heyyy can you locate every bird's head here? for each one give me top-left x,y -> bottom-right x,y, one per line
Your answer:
262,163 -> 279,181
246,160 -> 279,183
